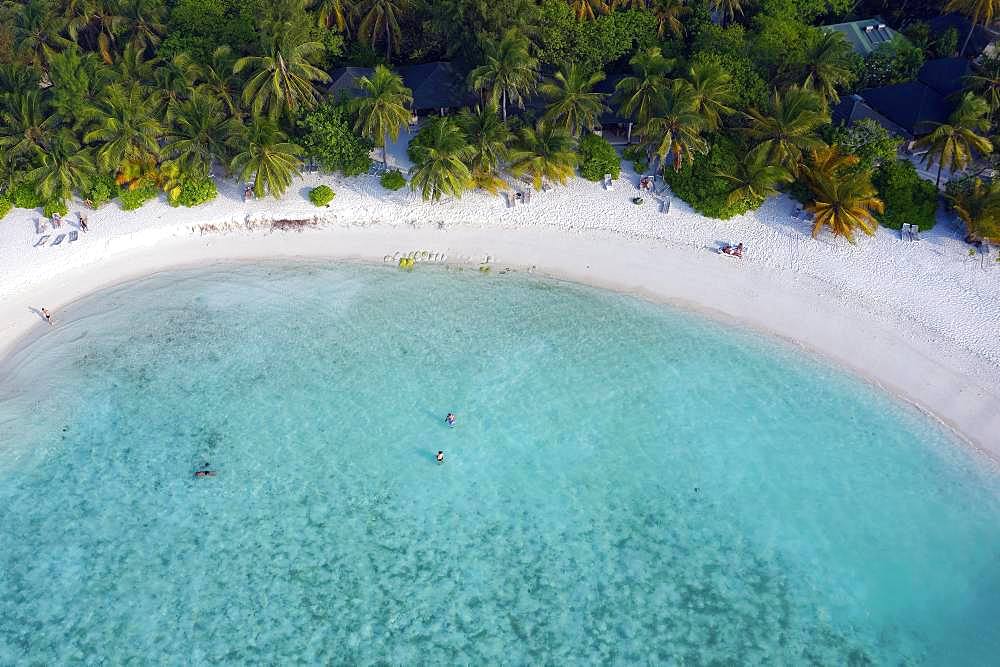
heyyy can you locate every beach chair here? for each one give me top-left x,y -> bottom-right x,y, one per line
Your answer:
51,233 -> 66,246
541,182 -> 553,193
523,189 -> 532,205
900,223 -> 910,240
68,230 -> 79,243
604,173 -> 614,190
33,235 -> 50,247
910,224 -> 922,241
661,198 -> 671,214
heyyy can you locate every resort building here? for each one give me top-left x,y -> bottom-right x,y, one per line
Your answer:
328,61 -> 474,117
822,17 -> 904,57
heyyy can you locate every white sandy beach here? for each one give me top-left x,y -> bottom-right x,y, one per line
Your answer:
1,164 -> 998,460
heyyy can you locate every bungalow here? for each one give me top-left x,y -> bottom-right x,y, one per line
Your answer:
327,62 -> 475,117
822,17 -> 904,57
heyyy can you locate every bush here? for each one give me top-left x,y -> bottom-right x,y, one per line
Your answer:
118,180 -> 159,211
381,170 -> 406,191
43,199 -> 68,218
872,160 -> 938,230
172,175 -> 218,207
831,118 -> 901,171
623,144 -> 648,173
577,133 -> 621,181
662,137 -> 758,219
297,102 -> 373,176
309,185 -> 335,206
10,182 -> 42,209
0,194 -> 11,220
86,174 -> 119,208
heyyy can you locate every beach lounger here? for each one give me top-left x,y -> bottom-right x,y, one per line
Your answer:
524,189 -> 531,205
661,198 -> 671,214
68,230 -> 79,242
33,235 -> 50,247
504,191 -> 514,208
51,233 -> 66,246
541,182 -> 552,193
900,223 -> 910,240
604,174 -> 614,190
910,224 -> 922,241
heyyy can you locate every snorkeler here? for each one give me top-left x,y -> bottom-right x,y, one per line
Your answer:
445,413 -> 456,426
436,451 -> 444,464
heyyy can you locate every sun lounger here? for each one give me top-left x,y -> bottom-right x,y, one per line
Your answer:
661,198 -> 671,214
504,191 -> 514,208
900,223 -> 910,240
524,189 -> 531,204
604,174 -> 615,190
33,235 -> 50,247
910,224 -> 922,241
51,233 -> 66,246
541,182 -> 552,193
68,230 -> 79,242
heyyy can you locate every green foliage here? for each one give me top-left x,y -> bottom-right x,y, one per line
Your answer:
860,37 -> 924,88
752,10 -> 818,76
663,137 -> 759,219
624,144 -> 648,172
173,176 -> 218,207
166,0 -> 259,62
574,10 -> 659,74
309,184 -> 335,206
381,170 -> 406,190
10,182 -> 42,209
86,174 -> 120,209
871,160 -> 938,231
577,134 -> 621,181
689,26 -> 768,110
118,181 -> 160,211
535,0 -> 577,67
43,199 -> 68,218
298,103 -> 373,176
831,119 -> 901,171
936,28 -> 958,58
0,194 -> 12,220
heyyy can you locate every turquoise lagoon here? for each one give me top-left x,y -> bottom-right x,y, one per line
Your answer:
0,262 -> 998,664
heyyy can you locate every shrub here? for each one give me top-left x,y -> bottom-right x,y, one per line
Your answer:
831,118 -> 901,171
86,174 -> 119,208
623,144 -> 648,173
309,184 -> 335,206
43,199 -> 68,218
172,175 -> 218,207
297,102 -> 373,176
381,169 -> 406,191
872,160 -> 938,231
662,136 -> 758,219
0,194 -> 11,220
577,133 -> 621,181
118,180 -> 159,211
10,182 -> 42,209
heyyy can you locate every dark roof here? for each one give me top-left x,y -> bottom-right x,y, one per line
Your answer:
929,13 -> 996,56
822,16 -> 903,57
830,94 -> 911,138
918,57 -> 971,98
327,62 -> 474,111
860,81 -> 951,136
397,62 -> 474,111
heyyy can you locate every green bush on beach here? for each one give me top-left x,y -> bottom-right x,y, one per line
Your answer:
577,133 -> 620,181
10,182 -> 42,210
86,174 -> 120,209
872,160 -> 938,231
309,185 -> 335,206
0,194 -> 11,220
43,199 -> 68,218
662,137 -> 759,219
381,170 -> 406,191
172,176 -> 218,207
118,181 -> 160,211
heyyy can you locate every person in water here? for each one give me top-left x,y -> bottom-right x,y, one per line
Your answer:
446,413 -> 456,426
436,451 -> 444,464
194,470 -> 216,477
40,307 -> 52,325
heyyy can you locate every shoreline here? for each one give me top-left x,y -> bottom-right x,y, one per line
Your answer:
0,171 -> 998,461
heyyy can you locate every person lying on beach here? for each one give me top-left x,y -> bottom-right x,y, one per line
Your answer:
41,308 -> 52,325
721,243 -> 744,258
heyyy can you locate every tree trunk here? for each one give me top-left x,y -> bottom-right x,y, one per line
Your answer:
383,132 -> 389,167
936,160 -> 943,188
960,23 -> 976,58
502,89 -> 507,122
385,20 -> 391,62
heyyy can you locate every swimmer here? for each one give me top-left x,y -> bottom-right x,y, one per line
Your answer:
445,413 -> 456,426
194,470 -> 216,477
40,307 -> 52,325
436,451 -> 444,464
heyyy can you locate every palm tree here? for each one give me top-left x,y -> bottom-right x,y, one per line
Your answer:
197,47 -> 244,119
356,0 -> 410,61
163,93 -> 234,178
46,47 -> 112,131
541,65 -> 607,137
965,56 -> 1000,120
121,0 -> 165,52
349,65 -> 413,166
803,149 -> 884,242
717,146 -> 791,207
230,118 -> 303,198
509,122 -> 578,190
616,47 -> 673,126
948,177 -> 1000,243
568,0 -> 609,21
27,129 -> 96,203
709,0 -> 742,27
154,52 -> 202,117
468,29 -> 538,122
83,82 -> 162,183
915,93 -> 993,187
641,79 -> 707,172
234,23 -> 330,119
687,61 -> 735,131
309,0 -> 353,33
69,0 -> 128,64
651,0 -> 691,39
457,103 -> 512,194
408,117 -> 475,201
743,85 -> 828,175
945,0 -> 1000,57
796,31 -> 855,105
14,0 -> 71,71
114,42 -> 155,88
612,0 -> 648,8
0,91 -> 58,160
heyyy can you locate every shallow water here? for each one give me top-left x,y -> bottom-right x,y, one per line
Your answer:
0,262 -> 998,664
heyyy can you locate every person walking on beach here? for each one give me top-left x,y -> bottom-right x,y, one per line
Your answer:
79,214 -> 88,232
436,451 -> 444,464
41,308 -> 52,325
